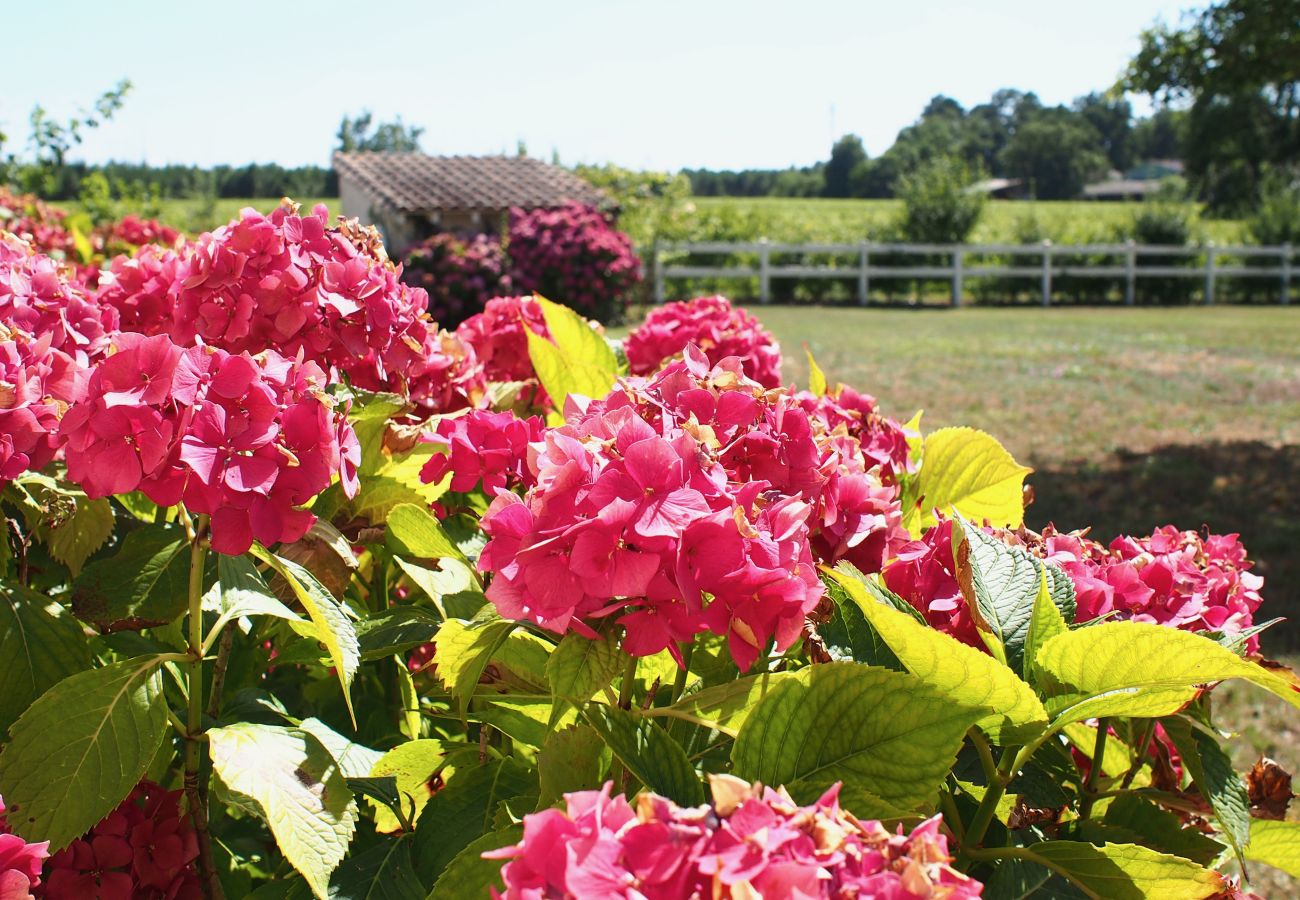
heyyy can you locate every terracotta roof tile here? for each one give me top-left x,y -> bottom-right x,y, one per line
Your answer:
333,152 -> 605,212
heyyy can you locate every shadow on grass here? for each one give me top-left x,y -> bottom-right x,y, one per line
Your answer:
1028,441 -> 1300,654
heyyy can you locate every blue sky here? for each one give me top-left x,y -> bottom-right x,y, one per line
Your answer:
4,0 -> 1191,171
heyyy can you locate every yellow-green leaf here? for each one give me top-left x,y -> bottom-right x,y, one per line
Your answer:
1244,819 -> 1300,879
1028,840 -> 1224,899
433,616 -> 516,714
903,426 -> 1031,535
1037,621 -> 1300,727
386,503 -> 466,563
645,671 -> 801,736
805,345 -> 828,395
525,295 -> 618,423
829,567 -> 1048,744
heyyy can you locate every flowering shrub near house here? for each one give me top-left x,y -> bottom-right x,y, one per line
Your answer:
0,198 -> 1296,899
400,232 -> 511,329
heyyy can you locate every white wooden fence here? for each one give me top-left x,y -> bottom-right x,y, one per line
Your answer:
648,240 -> 1297,307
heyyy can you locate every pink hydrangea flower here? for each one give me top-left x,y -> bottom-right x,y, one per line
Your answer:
883,518 -> 1267,651
400,232 -> 511,328
0,234 -> 118,366
626,295 -> 782,388
420,409 -> 544,495
0,322 -> 84,486
455,295 -> 551,386
59,332 -> 359,555
0,794 -> 49,899
41,781 -> 199,900
475,345 -> 906,669
484,776 -> 983,899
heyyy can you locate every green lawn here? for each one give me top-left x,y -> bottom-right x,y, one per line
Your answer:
77,197 -> 341,234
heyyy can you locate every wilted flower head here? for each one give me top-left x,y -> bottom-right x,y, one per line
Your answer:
484,776 -> 982,899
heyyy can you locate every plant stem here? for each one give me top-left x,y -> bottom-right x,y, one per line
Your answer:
1079,718 -> 1110,819
1120,719 -> 1156,790
958,746 -> 1017,863
670,641 -> 694,704
204,626 -> 233,722
939,789 -> 966,842
182,518 -> 223,900
617,652 -> 638,709
969,729 -> 1000,787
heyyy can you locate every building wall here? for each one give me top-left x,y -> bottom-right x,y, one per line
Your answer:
339,175 -> 421,257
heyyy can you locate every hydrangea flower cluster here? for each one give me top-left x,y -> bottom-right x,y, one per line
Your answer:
0,189 -> 77,261
92,202 -> 441,403
420,409 -> 544,495
795,385 -> 916,486
1,234 -> 118,366
59,332 -> 359,555
0,794 -> 49,900
473,346 -> 907,669
883,517 -> 1266,651
485,776 -> 982,899
41,781 -> 200,900
0,324 -> 82,486
106,215 -> 180,251
400,232 -> 511,329
454,295 -> 551,386
506,203 -> 641,323
626,295 -> 783,388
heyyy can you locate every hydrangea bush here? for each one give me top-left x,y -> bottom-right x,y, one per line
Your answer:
0,200 -> 1297,899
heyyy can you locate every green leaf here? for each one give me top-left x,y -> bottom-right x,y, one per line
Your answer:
412,758 -> 535,885
537,725 -> 608,808
328,834 -> 424,900
356,608 -> 441,662
474,696 -> 576,749
0,655 -> 170,849
348,390 -> 411,478
207,553 -> 303,632
386,504 -> 466,562
903,426 -> 1031,535
208,722 -> 358,900
1097,795 -> 1225,865
546,632 -> 623,728
432,615 -> 515,714
730,661 -> 985,811
829,567 -> 1049,744
0,581 -> 91,735
1243,819 -> 1300,879
1037,621 -> 1300,727
299,718 -> 384,779
1023,565 -> 1070,685
956,515 -> 1045,673
251,544 -> 360,725
583,704 -> 704,806
37,492 -> 114,576
393,556 -> 483,620
1025,840 -> 1224,899
367,740 -> 449,833
426,824 -> 521,899
645,671 -> 800,736
818,572 -> 902,669
805,345 -> 828,395
524,295 -> 619,423
71,524 -> 189,629
1162,718 -> 1251,861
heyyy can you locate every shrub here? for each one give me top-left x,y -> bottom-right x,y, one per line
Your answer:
1121,179 -> 1197,304
506,201 -> 641,322
1248,166 -> 1300,247
399,232 -> 511,329
893,155 -> 985,244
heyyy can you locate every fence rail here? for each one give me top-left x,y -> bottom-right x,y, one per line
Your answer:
648,239 -> 1297,307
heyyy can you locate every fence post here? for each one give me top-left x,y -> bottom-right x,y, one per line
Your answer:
1282,243 -> 1293,306
1204,243 -> 1216,305
759,238 -> 771,305
1124,240 -> 1136,306
652,241 -> 664,304
1040,240 -> 1053,307
951,247 -> 963,307
858,240 -> 870,306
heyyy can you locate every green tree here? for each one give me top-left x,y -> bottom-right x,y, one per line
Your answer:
1122,0 -> 1300,212
335,111 -> 424,153
894,155 -> 985,243
1000,112 -> 1109,199
1074,92 -> 1135,171
824,134 -> 867,198
11,80 -> 132,196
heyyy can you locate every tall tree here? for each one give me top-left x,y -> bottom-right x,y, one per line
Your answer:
823,134 -> 867,198
1122,0 -> 1300,211
1000,111 -> 1109,199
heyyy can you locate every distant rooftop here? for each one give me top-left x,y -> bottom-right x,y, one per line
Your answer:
332,152 -> 605,213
